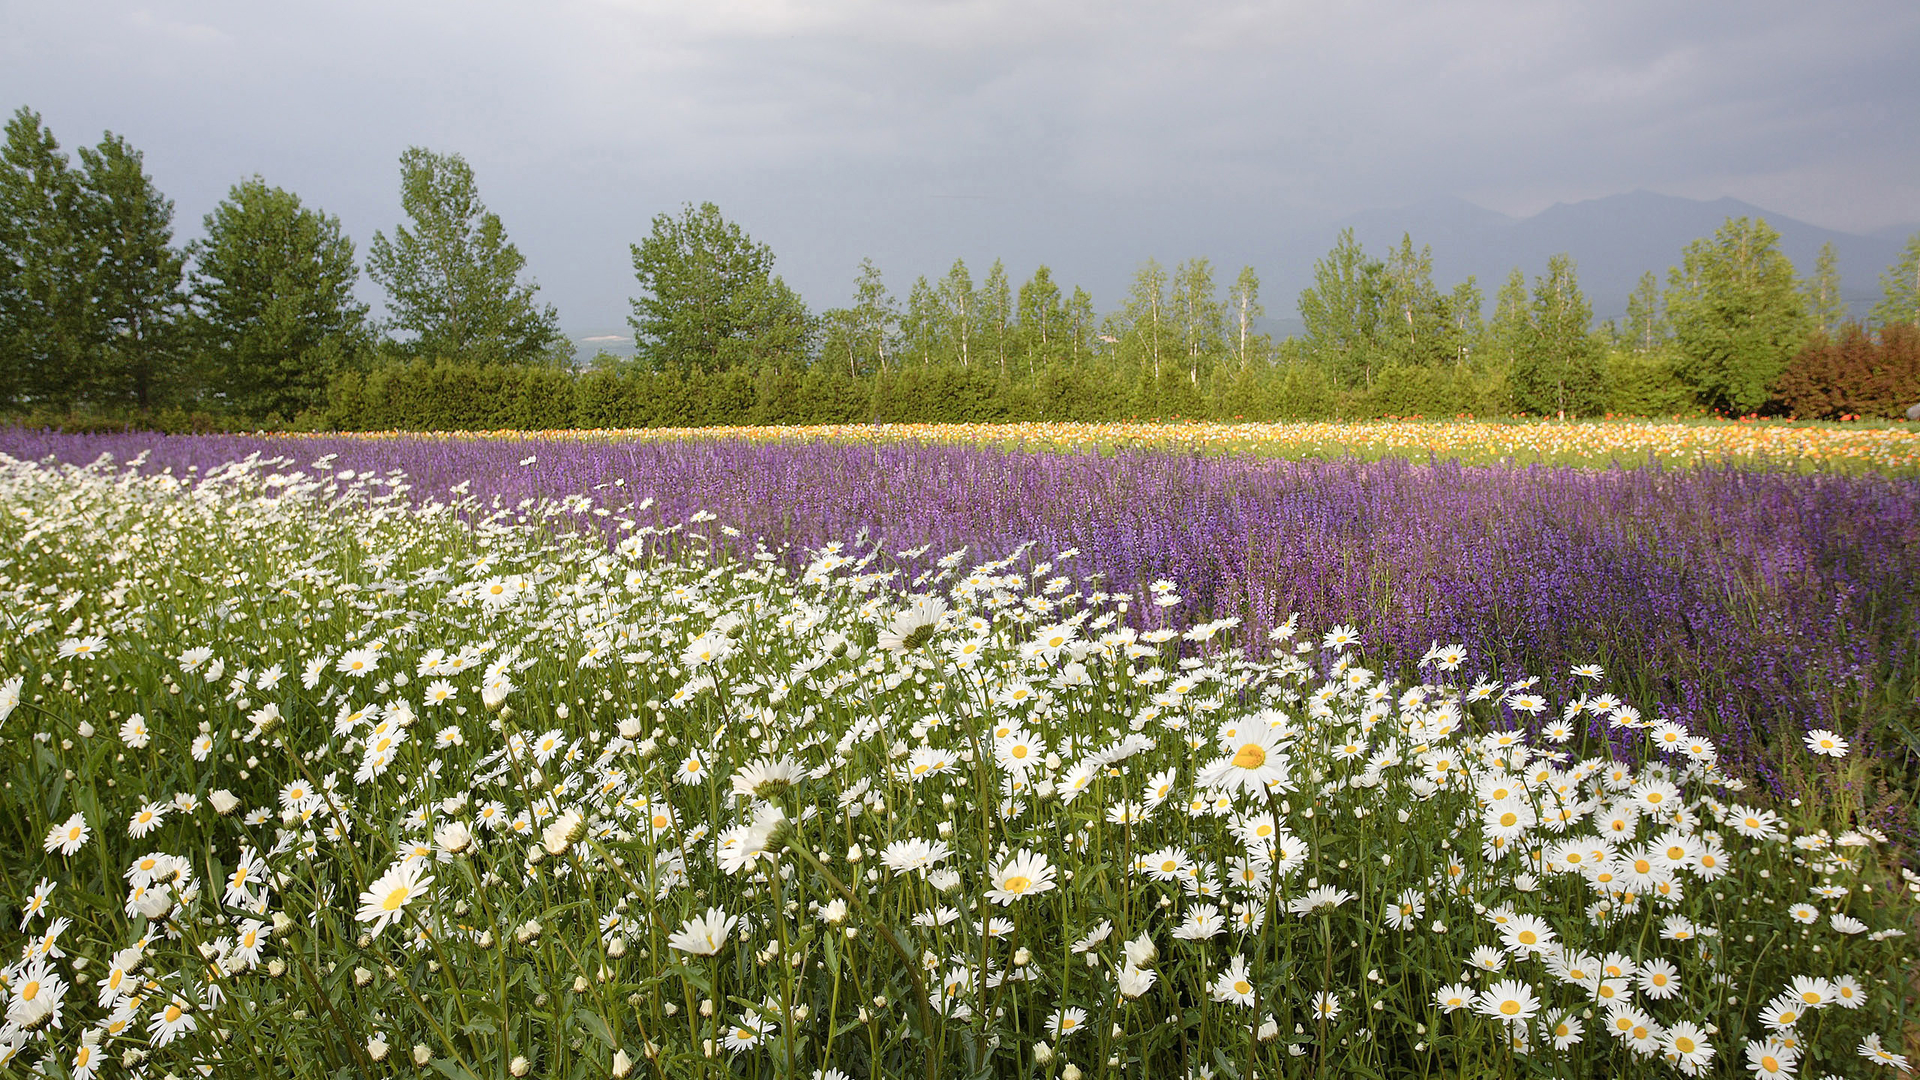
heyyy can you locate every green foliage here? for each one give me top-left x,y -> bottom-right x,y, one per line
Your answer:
629,201 -> 810,375
1226,265 -> 1268,371
1509,255 -> 1606,418
76,131 -> 190,410
1602,348 -> 1697,417
1874,230 -> 1920,328
189,177 -> 370,421
1664,217 -> 1809,415
1622,271 -> 1667,353
366,147 -> 562,367
1298,228 -> 1386,390
1804,240 -> 1847,335
1378,234 -> 1457,369
0,109 -> 188,412
0,107 -> 93,409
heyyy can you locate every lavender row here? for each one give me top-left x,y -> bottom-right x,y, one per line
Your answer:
6,429 -> 1916,791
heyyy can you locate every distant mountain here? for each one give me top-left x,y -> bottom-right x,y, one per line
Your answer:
1319,190 -> 1914,324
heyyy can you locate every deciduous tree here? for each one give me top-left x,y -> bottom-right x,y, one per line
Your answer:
369,148 -> 562,367
1298,229 -> 1385,389
1510,254 -> 1604,418
1874,230 -> 1920,327
1664,216 -> 1808,414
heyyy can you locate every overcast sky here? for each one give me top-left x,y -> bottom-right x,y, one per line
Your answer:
5,1 -> 1918,336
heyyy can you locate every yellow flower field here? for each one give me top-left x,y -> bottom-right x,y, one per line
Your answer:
314,418 -> 1920,473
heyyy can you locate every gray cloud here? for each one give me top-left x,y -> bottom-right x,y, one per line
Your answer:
3,0 -> 1916,333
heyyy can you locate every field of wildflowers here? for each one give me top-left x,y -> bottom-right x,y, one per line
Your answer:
0,440 -> 1917,1078
283,419 -> 1920,474
5,429 -> 1917,805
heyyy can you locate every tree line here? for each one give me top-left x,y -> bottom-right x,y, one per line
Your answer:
6,105 -> 1920,432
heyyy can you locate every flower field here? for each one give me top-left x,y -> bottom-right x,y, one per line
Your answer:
271,419 -> 1920,473
5,429 -> 1917,797
0,438 -> 1917,1078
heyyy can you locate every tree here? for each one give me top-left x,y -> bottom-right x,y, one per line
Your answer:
78,133 -> 189,410
935,259 -> 975,367
1485,267 -> 1532,398
0,107 -> 96,408
190,177 -> 369,420
1803,241 -> 1846,335
1664,217 -> 1808,414
818,258 -> 896,377
1120,259 -> 1171,380
1298,229 -> 1386,389
849,258 -> 896,373
1510,254 -> 1604,418
629,201 -> 808,374
1228,266 -> 1265,370
369,148 -> 561,366
980,259 -> 1012,373
1623,271 -> 1667,353
1015,266 -> 1065,376
1380,234 -> 1451,368
0,111 -> 188,412
1170,257 -> 1223,385
902,276 -> 941,366
1446,278 -> 1484,364
1064,286 -> 1096,365
1874,231 -> 1920,327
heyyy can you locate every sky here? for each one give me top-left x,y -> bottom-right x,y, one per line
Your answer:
4,0 -> 1919,339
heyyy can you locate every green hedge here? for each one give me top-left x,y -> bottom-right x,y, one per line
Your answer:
321,351 -> 1717,432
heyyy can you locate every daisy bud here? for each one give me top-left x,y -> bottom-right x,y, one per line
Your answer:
209,789 -> 239,815
77,720 -> 94,738
354,966 -> 373,987
611,1049 -> 634,1077
542,810 -> 585,855
412,1044 -> 431,1066
573,976 -> 589,993
608,936 -> 628,958
509,1054 -> 531,1076
1063,1064 -> 1083,1080
267,959 -> 286,977
367,1036 -> 389,1062
1033,1041 -> 1054,1063
435,821 -> 473,855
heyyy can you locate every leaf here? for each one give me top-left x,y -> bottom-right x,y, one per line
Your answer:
578,1009 -> 615,1049
430,1059 -> 485,1080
